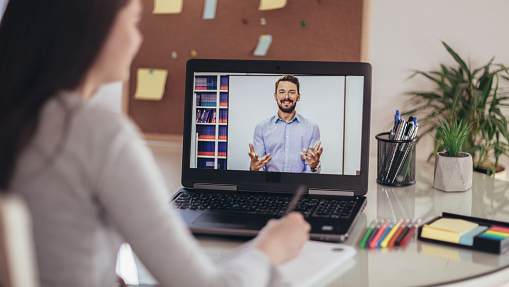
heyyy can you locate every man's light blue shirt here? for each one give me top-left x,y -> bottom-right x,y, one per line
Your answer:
252,113 -> 320,173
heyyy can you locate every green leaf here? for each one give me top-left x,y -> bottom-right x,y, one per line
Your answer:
403,41 -> 509,169
442,41 -> 471,81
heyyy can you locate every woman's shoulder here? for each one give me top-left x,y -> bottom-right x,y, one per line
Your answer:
47,93 -> 141,142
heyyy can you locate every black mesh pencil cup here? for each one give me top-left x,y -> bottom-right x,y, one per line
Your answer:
376,132 -> 417,186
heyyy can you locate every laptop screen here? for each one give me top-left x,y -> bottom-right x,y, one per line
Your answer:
182,60 -> 371,195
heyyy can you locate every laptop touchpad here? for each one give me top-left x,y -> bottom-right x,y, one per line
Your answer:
192,212 -> 253,228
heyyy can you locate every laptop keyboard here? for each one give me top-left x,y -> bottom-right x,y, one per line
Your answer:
172,191 -> 357,219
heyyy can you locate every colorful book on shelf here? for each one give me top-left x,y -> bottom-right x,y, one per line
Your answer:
219,126 -> 227,140
197,125 -> 215,139
197,141 -> 215,156
220,93 -> 228,107
195,77 -> 215,90
195,76 -> 217,90
196,93 -> 201,106
198,93 -> 216,107
219,110 -> 228,123
218,142 -> 227,157
207,77 -> 217,90
211,110 -> 216,123
220,76 -> 228,90
194,77 -> 207,90
197,158 -> 215,169
198,135 -> 215,140
198,109 -> 210,123
196,109 -> 202,123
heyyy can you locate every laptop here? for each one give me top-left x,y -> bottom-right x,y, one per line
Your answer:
171,59 -> 372,242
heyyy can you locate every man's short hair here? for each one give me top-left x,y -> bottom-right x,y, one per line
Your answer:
275,75 -> 300,94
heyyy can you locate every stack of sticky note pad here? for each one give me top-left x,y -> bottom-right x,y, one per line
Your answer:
418,213 -> 509,254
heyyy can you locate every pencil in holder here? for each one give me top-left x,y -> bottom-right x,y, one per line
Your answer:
376,132 -> 416,186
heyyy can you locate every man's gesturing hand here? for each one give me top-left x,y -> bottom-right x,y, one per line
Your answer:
300,141 -> 323,172
248,143 -> 272,171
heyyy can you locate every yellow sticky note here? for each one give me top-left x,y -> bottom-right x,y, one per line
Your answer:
134,69 -> 168,101
153,0 -> 183,14
421,218 -> 478,243
259,0 -> 287,10
428,218 -> 478,233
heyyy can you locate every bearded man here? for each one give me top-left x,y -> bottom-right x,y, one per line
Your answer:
248,75 -> 323,173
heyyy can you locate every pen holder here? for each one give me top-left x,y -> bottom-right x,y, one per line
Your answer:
376,132 -> 417,186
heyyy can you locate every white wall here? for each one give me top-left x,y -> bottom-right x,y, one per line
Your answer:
369,0 -> 509,170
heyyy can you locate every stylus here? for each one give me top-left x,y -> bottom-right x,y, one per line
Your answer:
284,185 -> 307,216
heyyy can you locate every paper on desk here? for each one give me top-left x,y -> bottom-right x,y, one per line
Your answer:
153,0 -> 183,14
259,0 -> 287,10
214,240 -> 355,287
134,68 -> 168,101
116,243 -> 139,285
278,241 -> 356,287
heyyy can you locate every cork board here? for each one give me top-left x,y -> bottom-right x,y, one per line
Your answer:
126,0 -> 371,140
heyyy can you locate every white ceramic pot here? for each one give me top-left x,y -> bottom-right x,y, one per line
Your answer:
433,152 -> 473,192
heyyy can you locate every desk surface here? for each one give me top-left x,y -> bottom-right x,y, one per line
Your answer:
133,144 -> 509,287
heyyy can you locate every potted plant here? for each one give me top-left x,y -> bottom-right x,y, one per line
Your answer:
433,118 -> 473,191
404,41 -> 509,177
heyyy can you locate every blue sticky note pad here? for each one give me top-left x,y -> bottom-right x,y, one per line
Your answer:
459,226 -> 488,246
253,35 -> 273,56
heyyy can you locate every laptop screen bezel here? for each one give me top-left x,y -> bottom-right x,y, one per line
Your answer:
181,59 -> 371,195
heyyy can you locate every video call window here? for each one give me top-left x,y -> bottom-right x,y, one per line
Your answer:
190,73 -> 364,176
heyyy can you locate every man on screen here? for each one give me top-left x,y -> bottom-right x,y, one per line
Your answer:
248,75 -> 323,173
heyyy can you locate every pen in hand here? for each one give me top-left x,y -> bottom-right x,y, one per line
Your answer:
284,185 -> 307,216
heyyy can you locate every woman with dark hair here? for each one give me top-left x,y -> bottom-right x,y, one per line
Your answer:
0,0 -> 310,286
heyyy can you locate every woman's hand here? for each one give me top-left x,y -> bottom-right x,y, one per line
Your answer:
254,212 -> 310,265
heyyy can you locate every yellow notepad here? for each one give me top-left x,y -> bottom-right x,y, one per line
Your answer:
421,218 -> 478,243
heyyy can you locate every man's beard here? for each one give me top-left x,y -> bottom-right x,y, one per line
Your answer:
278,100 -> 297,113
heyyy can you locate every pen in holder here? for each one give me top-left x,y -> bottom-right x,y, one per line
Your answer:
376,132 -> 416,186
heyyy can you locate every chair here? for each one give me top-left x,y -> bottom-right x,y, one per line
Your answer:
0,193 -> 39,287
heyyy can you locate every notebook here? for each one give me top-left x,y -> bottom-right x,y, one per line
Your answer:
116,241 -> 356,286
216,240 -> 357,287
171,59 -> 372,242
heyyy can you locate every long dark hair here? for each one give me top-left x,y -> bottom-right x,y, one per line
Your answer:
0,0 -> 129,191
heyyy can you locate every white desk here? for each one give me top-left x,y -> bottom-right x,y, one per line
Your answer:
129,143 -> 509,287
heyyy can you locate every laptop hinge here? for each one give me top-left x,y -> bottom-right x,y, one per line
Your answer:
193,183 -> 238,191
309,188 -> 355,196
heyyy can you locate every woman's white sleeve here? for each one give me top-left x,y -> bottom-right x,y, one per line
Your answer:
93,124 -> 284,287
